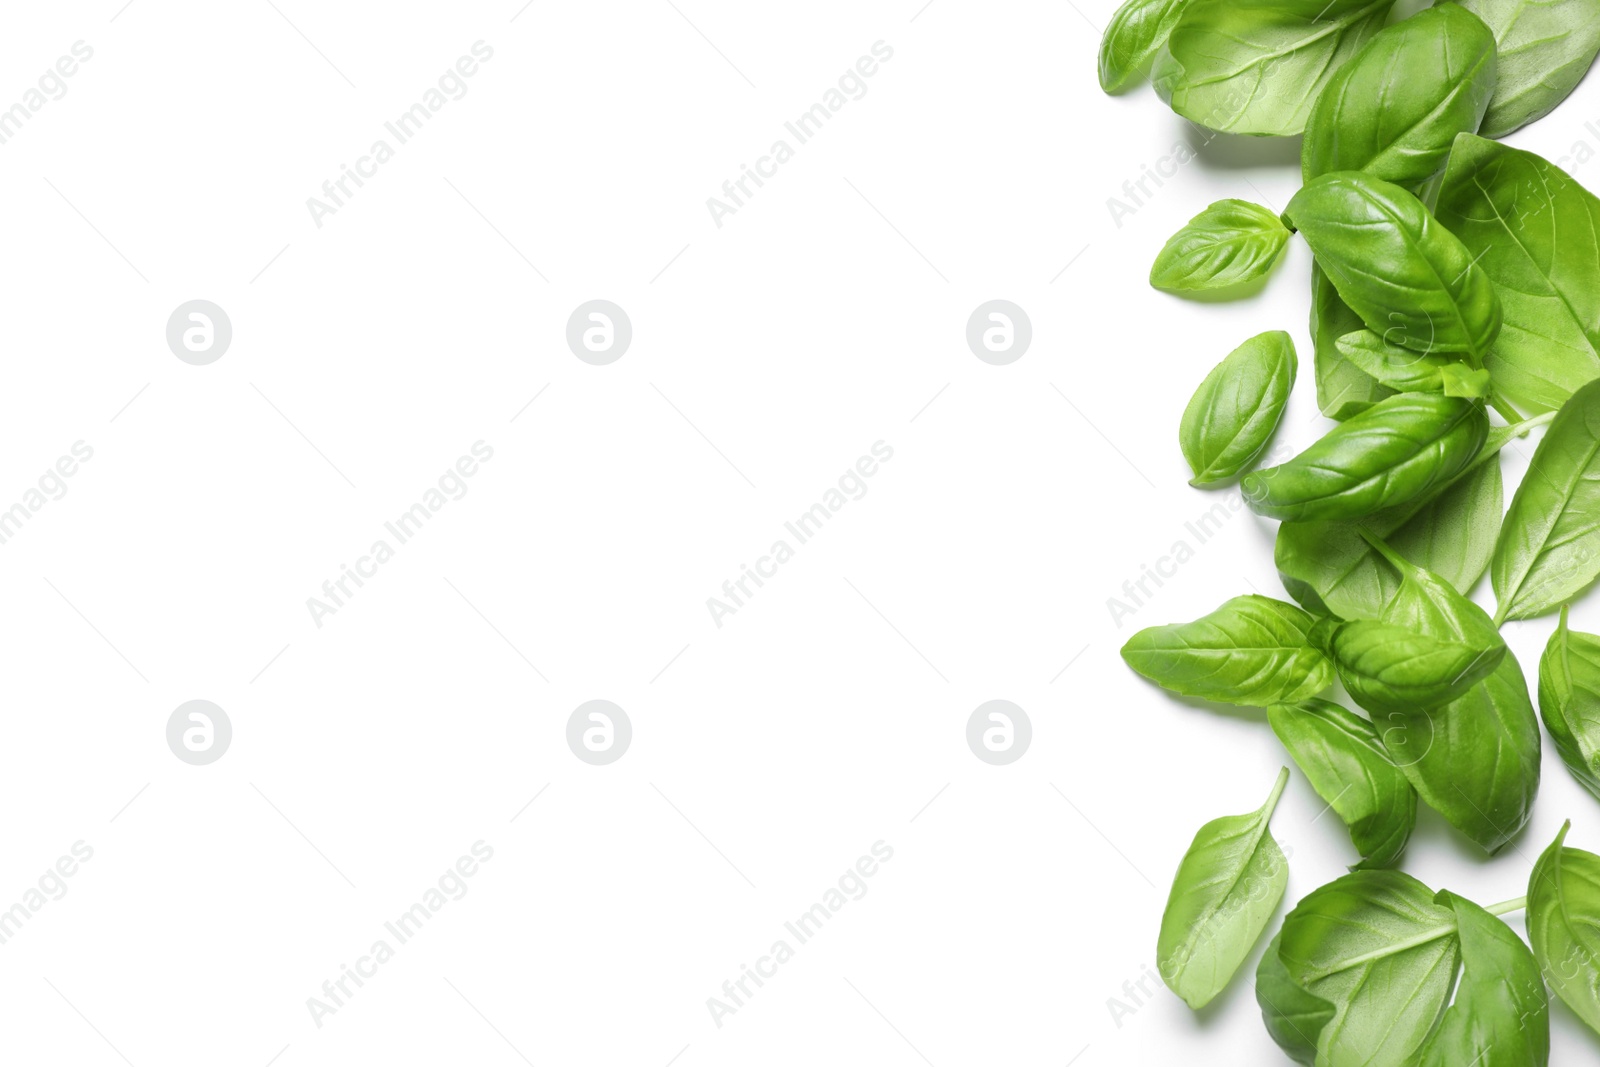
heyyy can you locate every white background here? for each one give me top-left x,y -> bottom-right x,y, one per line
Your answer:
2,1 -> 1599,1064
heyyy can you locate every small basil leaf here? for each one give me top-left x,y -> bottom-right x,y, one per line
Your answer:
1179,331 -> 1296,487
1122,594 -> 1333,707
1242,393 -> 1488,522
1418,890 -> 1550,1067
1153,0 -> 1396,135
1268,699 -> 1415,869
1537,605 -> 1600,800
1441,363 -> 1492,399
1526,821 -> 1600,1037
1312,617 -> 1504,716
1378,653 -> 1541,854
1285,171 -> 1503,360
1256,931 -> 1334,1066
1302,5 -> 1498,188
1434,134 -> 1600,415
1149,200 -> 1290,294
1460,0 -> 1600,137
1279,870 -> 1460,1067
1312,265 -> 1393,420
1275,421 -> 1522,619
1157,768 -> 1290,1009
1493,378 -> 1600,623
1098,0 -> 1186,93
1335,329 -> 1464,393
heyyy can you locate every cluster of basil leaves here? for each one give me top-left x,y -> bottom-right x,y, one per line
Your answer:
1101,0 -> 1600,1061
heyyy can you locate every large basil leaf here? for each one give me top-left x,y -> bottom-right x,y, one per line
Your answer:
1099,0 -> 1186,92
1538,605 -> 1600,800
1256,931 -> 1335,1066
1312,265 -> 1392,420
1267,699 -> 1414,869
1286,172 -> 1503,360
1179,331 -> 1295,486
1121,594 -> 1333,706
1150,200 -> 1290,294
1275,419 -> 1533,619
1242,393 -> 1488,522
1301,5 -> 1498,188
1151,0 -> 1395,135
1460,0 -> 1600,137
1434,134 -> 1600,415
1156,768 -> 1290,1009
1526,822 -> 1600,1036
1418,891 -> 1549,1067
1378,653 -> 1541,854
1313,617 -> 1504,716
1279,870 -> 1460,1067
1492,378 -> 1600,623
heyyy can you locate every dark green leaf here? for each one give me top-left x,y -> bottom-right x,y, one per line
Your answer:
1302,5 -> 1498,188
1312,264 -> 1393,420
1418,891 -> 1549,1067
1286,171 -> 1503,360
1256,931 -> 1334,1066
1538,605 -> 1600,800
1312,617 -> 1503,715
1268,699 -> 1415,868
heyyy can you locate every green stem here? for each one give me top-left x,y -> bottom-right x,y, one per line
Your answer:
1264,766 -> 1291,820
1508,410 -> 1556,437
1491,394 -> 1525,425
1486,896 -> 1527,917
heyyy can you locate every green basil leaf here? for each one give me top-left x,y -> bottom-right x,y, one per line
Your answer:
1312,265 -> 1393,420
1460,0 -> 1600,137
1157,768 -> 1290,1009
1099,0 -> 1186,93
1538,605 -> 1600,799
1360,528 -> 1505,648
1302,5 -> 1498,188
1275,420 -> 1524,619
1526,821 -> 1600,1037
1121,594 -> 1334,706
1312,617 -> 1504,716
1285,171 -> 1503,360
1378,653 -> 1541,854
1242,393 -> 1488,522
1493,378 -> 1600,623
1335,329 -> 1465,393
1268,698 -> 1415,869
1152,0 -> 1396,135
1256,931 -> 1335,1066
1149,200 -> 1290,294
1441,363 -> 1492,399
1279,870 -> 1460,1067
1180,331 -> 1296,486
1418,890 -> 1550,1067
1434,134 -> 1600,415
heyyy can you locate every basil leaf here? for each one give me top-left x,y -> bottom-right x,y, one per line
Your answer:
1286,171 -> 1503,360
1335,329 -> 1467,393
1418,890 -> 1550,1067
1460,0 -> 1600,137
1279,870 -> 1460,1067
1492,378 -> 1600,623
1152,0 -> 1395,135
1121,594 -> 1334,707
1242,393 -> 1488,522
1302,5 -> 1498,189
1312,265 -> 1392,420
1156,768 -> 1290,1009
1275,420 -> 1526,619
1378,653 -> 1541,854
1434,134 -> 1600,415
1179,331 -> 1296,487
1149,200 -> 1290,294
1256,931 -> 1335,1066
1099,0 -> 1186,93
1526,821 -> 1600,1037
1312,617 -> 1504,716
1441,363 -> 1493,399
1268,699 -> 1415,869
1538,605 -> 1600,800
